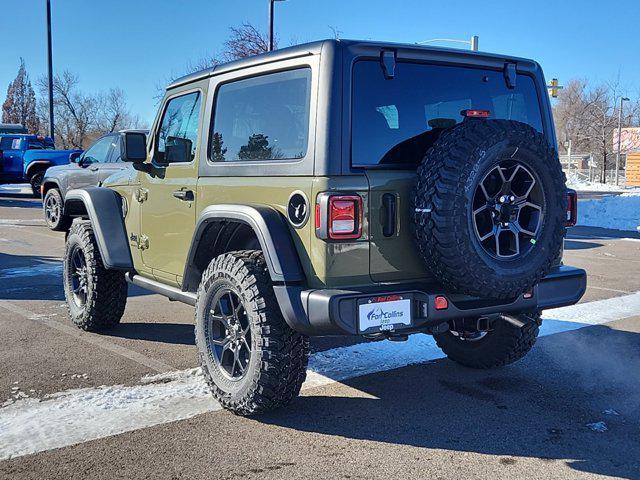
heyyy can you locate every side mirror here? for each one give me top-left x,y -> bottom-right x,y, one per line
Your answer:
121,132 -> 147,164
69,151 -> 82,163
164,136 -> 192,164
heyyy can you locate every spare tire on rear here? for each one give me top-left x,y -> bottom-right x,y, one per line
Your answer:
412,119 -> 566,299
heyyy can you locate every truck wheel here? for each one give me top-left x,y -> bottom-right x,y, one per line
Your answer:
43,188 -> 71,231
413,119 -> 566,299
195,250 -> 309,416
63,219 -> 128,332
434,312 -> 541,369
30,171 -> 44,198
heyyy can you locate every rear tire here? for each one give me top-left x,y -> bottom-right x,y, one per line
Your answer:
30,171 -> 44,198
43,188 -> 71,231
435,312 -> 541,369
195,250 -> 309,416
63,219 -> 128,331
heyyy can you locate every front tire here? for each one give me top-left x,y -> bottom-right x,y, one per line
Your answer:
43,188 -> 71,231
195,250 -> 309,416
435,312 -> 541,369
63,220 -> 128,331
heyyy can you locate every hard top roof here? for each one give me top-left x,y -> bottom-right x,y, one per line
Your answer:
167,39 -> 539,90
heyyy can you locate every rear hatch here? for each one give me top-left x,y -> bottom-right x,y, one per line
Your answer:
350,58 -> 546,282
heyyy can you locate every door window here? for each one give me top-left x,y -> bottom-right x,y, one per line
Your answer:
83,136 -> 113,163
156,91 -> 202,164
210,68 -> 311,162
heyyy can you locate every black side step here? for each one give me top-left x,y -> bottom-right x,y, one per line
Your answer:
125,273 -> 197,306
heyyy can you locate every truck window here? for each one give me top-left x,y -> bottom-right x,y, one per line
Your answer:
156,91 -> 202,164
210,68 -> 311,162
352,61 -> 544,167
0,137 -> 20,150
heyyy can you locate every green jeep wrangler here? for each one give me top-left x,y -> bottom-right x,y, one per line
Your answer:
62,40 -> 586,415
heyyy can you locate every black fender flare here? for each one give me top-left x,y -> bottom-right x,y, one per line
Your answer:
63,187 -> 133,270
183,204 -> 305,290
25,160 -> 53,178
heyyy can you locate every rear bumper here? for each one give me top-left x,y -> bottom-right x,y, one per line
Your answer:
274,266 -> 587,336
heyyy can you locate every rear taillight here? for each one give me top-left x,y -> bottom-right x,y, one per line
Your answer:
315,193 -> 363,240
565,189 -> 577,227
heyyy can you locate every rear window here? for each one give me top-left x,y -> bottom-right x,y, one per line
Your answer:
352,61 -> 543,167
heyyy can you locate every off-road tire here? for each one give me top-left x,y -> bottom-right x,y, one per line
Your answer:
195,250 -> 309,416
413,119 -> 566,299
30,171 -> 44,198
43,188 -> 71,231
435,312 -> 541,369
63,219 -> 128,331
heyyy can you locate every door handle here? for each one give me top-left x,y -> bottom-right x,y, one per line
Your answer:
89,166 -> 99,171
382,193 -> 397,237
173,189 -> 194,201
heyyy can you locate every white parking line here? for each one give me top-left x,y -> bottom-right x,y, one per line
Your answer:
1,291 -> 640,461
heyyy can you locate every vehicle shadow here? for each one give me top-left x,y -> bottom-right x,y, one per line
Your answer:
568,225 -> 640,240
0,197 -> 41,209
106,322 -> 195,345
563,239 -> 603,250
257,325 -> 640,479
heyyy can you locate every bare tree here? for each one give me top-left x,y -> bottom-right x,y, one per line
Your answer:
97,88 -> 143,133
37,71 -> 144,149
553,78 -> 639,182
162,22 -> 274,94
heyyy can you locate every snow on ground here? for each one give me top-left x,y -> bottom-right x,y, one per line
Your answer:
578,192 -> 640,232
2,291 -> 640,461
565,173 -> 640,193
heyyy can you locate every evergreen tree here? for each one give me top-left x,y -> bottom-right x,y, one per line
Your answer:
2,59 -> 40,133
238,134 -> 272,160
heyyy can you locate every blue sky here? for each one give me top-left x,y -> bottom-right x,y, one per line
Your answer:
2,0 -> 639,124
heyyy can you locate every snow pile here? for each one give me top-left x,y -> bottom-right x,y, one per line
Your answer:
567,177 -> 625,192
578,193 -> 640,231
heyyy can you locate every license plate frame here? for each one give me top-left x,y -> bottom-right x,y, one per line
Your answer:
357,295 -> 413,334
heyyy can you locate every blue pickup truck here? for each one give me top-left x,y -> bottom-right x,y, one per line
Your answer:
0,134 -> 82,197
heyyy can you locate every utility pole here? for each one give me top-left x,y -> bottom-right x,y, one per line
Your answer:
46,0 -> 54,139
615,96 -> 630,186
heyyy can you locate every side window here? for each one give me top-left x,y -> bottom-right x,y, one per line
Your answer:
83,136 -> 113,163
210,68 -> 311,162
156,92 -> 201,164
0,137 -> 19,150
27,140 -> 45,150
106,135 -> 121,163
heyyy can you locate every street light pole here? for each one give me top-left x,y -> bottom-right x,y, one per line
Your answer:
267,0 -> 286,52
46,0 -> 54,138
268,0 -> 275,52
615,96 -> 630,186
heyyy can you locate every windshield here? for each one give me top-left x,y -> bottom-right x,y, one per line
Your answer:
352,61 -> 544,167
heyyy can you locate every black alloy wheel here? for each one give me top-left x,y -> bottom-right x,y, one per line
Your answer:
471,160 -> 545,259
206,289 -> 252,380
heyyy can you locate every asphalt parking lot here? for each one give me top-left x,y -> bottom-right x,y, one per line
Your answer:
1,188 -> 640,479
